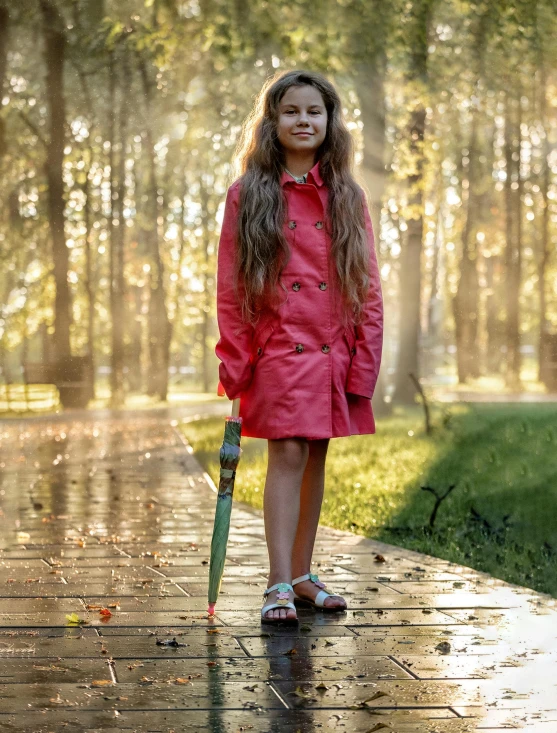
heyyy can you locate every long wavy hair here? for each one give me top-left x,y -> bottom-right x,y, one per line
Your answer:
233,70 -> 370,325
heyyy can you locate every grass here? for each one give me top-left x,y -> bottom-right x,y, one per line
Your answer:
182,402 -> 557,597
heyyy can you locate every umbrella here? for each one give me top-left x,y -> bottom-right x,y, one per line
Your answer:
207,396 -> 242,616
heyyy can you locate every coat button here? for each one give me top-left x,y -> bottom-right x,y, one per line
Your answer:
315,221 -> 324,229
292,282 -> 301,291
288,221 -> 297,229
321,344 -> 330,353
319,282 -> 327,291
351,347 -> 356,356
257,347 -> 262,355
295,344 -> 304,353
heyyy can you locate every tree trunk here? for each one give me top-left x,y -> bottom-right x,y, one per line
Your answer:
0,2 -> 9,160
393,103 -> 427,405
82,167 -> 96,401
139,57 -> 171,400
484,254 -> 504,373
503,91 -> 522,390
392,0 -> 432,405
453,112 -> 481,382
109,49 -> 127,407
199,182 -> 213,393
40,0 -> 72,370
537,57 -> 552,386
354,58 -> 391,416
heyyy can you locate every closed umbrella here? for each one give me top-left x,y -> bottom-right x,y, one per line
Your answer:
207,395 -> 242,616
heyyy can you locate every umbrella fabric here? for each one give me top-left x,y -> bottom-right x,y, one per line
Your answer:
207,415 -> 242,615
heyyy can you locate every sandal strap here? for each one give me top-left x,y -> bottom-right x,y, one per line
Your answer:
291,573 -> 311,586
261,601 -> 296,616
314,589 -> 331,607
264,581 -> 293,597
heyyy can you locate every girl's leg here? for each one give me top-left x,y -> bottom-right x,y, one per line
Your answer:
263,437 -> 309,620
291,438 -> 346,609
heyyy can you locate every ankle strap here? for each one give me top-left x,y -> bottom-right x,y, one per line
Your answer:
292,573 -> 311,586
264,581 -> 293,595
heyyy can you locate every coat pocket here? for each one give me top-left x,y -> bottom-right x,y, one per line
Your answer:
251,323 -> 275,366
344,324 -> 357,358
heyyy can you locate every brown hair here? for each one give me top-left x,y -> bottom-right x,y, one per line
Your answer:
233,69 -> 370,324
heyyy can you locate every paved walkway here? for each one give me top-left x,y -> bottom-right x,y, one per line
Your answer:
0,413 -> 555,732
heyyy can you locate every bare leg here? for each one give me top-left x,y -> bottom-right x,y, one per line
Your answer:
263,438 -> 309,620
291,438 -> 346,609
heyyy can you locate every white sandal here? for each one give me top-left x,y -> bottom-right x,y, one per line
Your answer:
261,582 -> 298,625
292,572 -> 347,611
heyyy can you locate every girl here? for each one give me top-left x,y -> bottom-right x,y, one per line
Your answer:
215,70 -> 383,624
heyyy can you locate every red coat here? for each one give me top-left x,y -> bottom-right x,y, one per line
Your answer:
215,160 -> 383,440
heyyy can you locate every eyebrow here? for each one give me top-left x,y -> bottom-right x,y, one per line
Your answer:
280,103 -> 323,110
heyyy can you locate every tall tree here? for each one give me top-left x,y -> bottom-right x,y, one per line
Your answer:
392,0 -> 436,404
452,3 -> 492,383
39,0 -> 72,369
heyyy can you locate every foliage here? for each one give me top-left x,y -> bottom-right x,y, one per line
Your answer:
0,0 -> 556,402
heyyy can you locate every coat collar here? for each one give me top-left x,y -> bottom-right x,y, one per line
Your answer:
280,159 -> 324,188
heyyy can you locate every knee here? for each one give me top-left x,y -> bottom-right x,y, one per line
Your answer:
269,438 -> 309,472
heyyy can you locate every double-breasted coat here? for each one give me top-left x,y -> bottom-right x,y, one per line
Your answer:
215,160 -> 383,440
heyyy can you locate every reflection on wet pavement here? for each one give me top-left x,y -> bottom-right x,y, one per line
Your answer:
0,413 -> 556,732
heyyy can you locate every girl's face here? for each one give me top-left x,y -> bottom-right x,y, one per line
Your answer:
276,84 -> 328,158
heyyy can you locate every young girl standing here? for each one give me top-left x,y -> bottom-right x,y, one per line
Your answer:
215,70 -> 383,624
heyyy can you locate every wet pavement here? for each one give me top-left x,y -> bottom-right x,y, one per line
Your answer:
0,412 -> 556,732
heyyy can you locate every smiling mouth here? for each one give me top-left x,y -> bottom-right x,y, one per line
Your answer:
294,132 -> 312,136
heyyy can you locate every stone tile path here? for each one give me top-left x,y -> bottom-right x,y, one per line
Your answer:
0,412 -> 556,732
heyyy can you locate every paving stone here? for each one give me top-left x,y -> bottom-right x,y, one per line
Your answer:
272,678 -> 484,708
0,681 -> 285,712
334,609 -> 463,626
0,637 -> 107,658
0,709 -> 468,733
0,658 -> 114,683
99,634 -> 249,659
99,623 -> 359,638
237,633 -> 498,658
0,582 -> 187,598
114,654 -> 410,683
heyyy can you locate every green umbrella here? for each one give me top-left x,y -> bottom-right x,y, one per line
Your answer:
207,398 -> 242,616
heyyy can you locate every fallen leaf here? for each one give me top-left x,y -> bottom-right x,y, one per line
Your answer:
435,641 -> 451,654
374,554 -> 386,563
99,608 -> 112,617
156,638 -> 182,647
91,679 -> 113,687
66,613 -> 88,626
174,677 -> 192,685
289,686 -> 314,700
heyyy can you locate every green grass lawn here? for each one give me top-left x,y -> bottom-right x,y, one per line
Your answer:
182,403 -> 557,597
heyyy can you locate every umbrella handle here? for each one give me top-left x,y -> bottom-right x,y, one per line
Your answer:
231,398 -> 240,418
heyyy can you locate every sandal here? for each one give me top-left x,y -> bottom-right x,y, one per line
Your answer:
292,572 -> 347,611
261,582 -> 298,625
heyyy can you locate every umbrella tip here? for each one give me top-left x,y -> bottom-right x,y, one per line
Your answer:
207,602 -> 216,616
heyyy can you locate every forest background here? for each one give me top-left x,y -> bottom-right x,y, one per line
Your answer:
0,0 -> 556,411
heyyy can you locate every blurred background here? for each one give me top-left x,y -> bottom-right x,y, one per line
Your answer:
0,0 -> 556,413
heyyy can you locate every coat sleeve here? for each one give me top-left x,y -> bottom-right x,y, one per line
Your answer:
215,184 -> 254,400
345,195 -> 384,399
